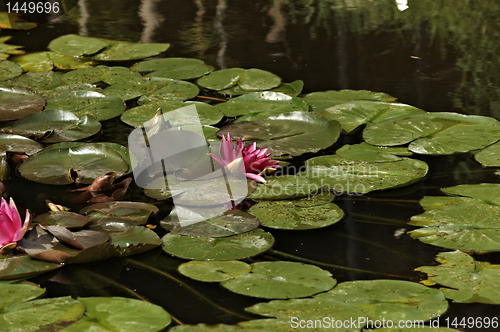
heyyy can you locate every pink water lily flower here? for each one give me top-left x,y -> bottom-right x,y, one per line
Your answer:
0,198 -> 30,253
209,133 -> 279,183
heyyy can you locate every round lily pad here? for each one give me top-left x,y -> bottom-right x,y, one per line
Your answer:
303,89 -> 397,112
315,279 -> 448,322
336,142 -> 412,162
247,175 -> 323,200
0,60 -> 22,81
162,228 -> 274,260
110,226 -> 162,256
45,90 -> 127,121
61,65 -> 141,85
474,141 -> 500,166
11,51 -> 95,72
131,57 -> 214,80
162,209 -> 260,237
197,68 -> 246,90
216,91 -> 309,122
220,261 -> 336,299
0,256 -> 61,281
217,111 -> 341,157
178,260 -> 251,282
363,112 -> 500,155
0,86 -> 45,121
3,71 -> 64,90
13,110 -> 101,143
320,100 -> 425,133
80,201 -> 159,230
237,68 -> 281,91
34,211 -> 90,229
19,143 -> 130,185
416,250 -> 500,304
248,193 -> 344,229
0,133 -> 43,155
408,205 -> 500,251
91,40 -> 171,61
0,283 -> 45,310
61,297 -> 171,332
0,296 -> 85,332
48,34 -> 109,57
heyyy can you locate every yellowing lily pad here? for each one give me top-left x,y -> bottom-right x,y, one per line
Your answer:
416,250 -> 500,304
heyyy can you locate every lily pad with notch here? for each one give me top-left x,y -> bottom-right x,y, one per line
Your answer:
474,141 -> 500,166
132,57 -> 214,80
303,89 -> 397,112
13,110 -> 101,143
178,260 -> 251,282
110,226 -> 162,256
11,51 -> 95,72
0,256 -> 61,281
221,261 -> 336,299
61,65 -> 141,85
162,228 -> 274,260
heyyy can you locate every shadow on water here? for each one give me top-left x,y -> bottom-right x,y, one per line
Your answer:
3,0 -> 500,329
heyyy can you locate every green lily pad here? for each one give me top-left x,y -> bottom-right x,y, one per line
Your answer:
0,133 -> 43,155
0,283 -> 45,310
315,280 -> 448,322
0,296 -> 85,332
0,256 -> 61,280
217,111 -> 341,157
48,34 -> 109,57
363,112 -> 500,155
248,193 -> 343,230
0,86 -> 45,121
34,211 -> 91,229
237,68 -> 281,91
304,155 -> 428,194
247,175 -> 322,200
49,34 -> 170,61
216,92 -> 309,122
418,196 -> 489,211
13,110 -> 101,143
197,68 -> 246,90
320,100 -> 425,133
0,60 -> 22,81
408,205 -> 500,251
0,36 -> 25,59
303,89 -> 397,112
60,297 -> 171,332
11,51 -> 95,72
121,101 -> 222,127
441,183 -> 500,206
162,228 -> 274,260
416,250 -> 500,304
80,201 -> 158,231
221,261 -> 336,299
61,65 -> 141,85
162,209 -> 260,237
110,226 -> 162,256
336,142 -> 412,162
19,143 -> 130,185
4,71 -> 64,90
474,141 -> 500,166
133,58 -> 214,80
178,260 -> 251,282
45,90 -> 127,121
268,80 -> 304,98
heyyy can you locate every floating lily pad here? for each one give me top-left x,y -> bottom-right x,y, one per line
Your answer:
0,283 -> 45,310
60,297 -> 171,332
0,60 -> 22,81
132,58 -> 214,80
0,86 -> 45,121
315,280 -> 448,322
49,34 -> 170,61
268,80 -> 304,97
0,133 -> 42,155
217,111 -> 341,157
247,175 -> 322,200
61,65 -> 141,85
221,261 -> 336,299
363,112 -> 500,155
474,141 -> 500,166
336,142 -> 412,162
19,143 -> 130,185
163,209 -> 260,237
45,91 -> 127,121
34,211 -> 90,229
441,183 -> 500,206
162,228 -> 274,260
13,110 -> 101,143
4,71 -> 64,90
80,201 -> 159,231
197,68 -> 246,90
121,101 -> 222,127
0,296 -> 85,331
408,205 -> 500,251
0,256 -> 61,281
416,250 -> 500,304
198,68 -> 280,92
0,36 -> 25,59
11,51 -> 95,72
418,196 -> 488,211
217,92 -> 309,122
178,260 -> 251,282
303,89 -> 397,112
248,193 -> 343,230
304,155 -> 429,194
46,226 -> 110,250
0,13 -> 37,30
110,226 -> 162,256
320,100 -> 425,133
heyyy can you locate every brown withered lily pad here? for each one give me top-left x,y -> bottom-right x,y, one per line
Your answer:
66,172 -> 132,204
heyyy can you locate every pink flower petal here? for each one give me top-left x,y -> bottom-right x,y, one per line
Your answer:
246,172 -> 267,183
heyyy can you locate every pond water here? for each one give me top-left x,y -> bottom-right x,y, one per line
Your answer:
2,0 -> 500,330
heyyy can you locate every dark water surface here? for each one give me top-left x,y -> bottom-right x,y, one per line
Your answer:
2,0 -> 500,330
